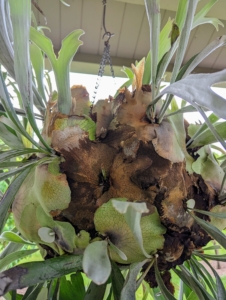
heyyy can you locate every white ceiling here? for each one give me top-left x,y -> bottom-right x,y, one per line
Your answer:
34,0 -> 226,79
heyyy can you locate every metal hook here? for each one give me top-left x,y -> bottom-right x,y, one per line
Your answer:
102,31 -> 114,44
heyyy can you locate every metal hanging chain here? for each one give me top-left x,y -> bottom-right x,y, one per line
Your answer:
92,0 -> 115,103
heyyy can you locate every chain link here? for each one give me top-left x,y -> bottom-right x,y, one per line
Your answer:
92,0 -> 115,103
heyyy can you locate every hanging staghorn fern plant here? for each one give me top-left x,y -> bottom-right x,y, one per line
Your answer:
0,0 -> 226,299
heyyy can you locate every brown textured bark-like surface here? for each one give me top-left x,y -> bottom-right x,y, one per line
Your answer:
44,76 -> 219,289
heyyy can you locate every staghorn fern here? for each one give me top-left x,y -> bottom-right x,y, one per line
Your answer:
0,0 -> 226,299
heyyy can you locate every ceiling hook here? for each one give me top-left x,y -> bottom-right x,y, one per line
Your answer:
102,31 -> 114,45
